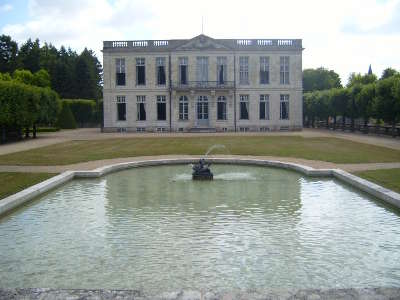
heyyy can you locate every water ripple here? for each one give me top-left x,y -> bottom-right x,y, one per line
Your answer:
0,164 -> 400,295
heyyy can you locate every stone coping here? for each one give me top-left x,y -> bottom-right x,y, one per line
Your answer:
1,287 -> 400,299
1,158 -> 400,218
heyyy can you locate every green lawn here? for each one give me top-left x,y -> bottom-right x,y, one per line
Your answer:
354,169 -> 400,194
0,136 -> 399,165
0,172 -> 56,200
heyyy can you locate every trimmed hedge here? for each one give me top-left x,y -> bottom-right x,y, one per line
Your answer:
61,99 -> 99,127
57,102 -> 77,129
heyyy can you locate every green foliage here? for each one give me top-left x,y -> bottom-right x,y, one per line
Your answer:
0,73 -> 11,81
32,69 -> 51,87
0,35 -> 18,73
57,101 -> 77,129
347,72 -> 377,87
303,68 -> 342,92
375,76 -> 400,125
0,34 -> 102,100
13,69 -> 34,85
0,77 -> 60,138
381,68 -> 398,80
356,83 -> 376,121
17,38 -> 41,73
62,99 -> 96,126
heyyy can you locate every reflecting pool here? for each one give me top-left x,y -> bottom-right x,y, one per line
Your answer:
1,165 -> 400,295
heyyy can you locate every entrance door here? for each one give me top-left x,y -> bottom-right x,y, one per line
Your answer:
196,95 -> 209,127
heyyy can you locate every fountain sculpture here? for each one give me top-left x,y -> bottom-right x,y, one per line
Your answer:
192,159 -> 213,180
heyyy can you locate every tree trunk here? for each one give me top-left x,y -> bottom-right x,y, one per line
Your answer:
326,117 -> 329,129
33,124 -> 37,139
342,116 -> 346,131
392,122 -> 396,138
364,118 -> 369,134
312,116 -> 315,128
17,127 -> 22,140
351,117 -> 355,132
1,127 -> 6,144
25,127 -> 30,138
333,115 -> 337,130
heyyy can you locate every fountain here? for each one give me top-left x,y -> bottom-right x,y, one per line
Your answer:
192,158 -> 213,180
191,145 -> 227,180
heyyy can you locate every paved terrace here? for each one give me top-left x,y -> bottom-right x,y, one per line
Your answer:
0,128 -> 399,173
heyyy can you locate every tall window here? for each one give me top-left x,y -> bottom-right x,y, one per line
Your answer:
116,96 -> 126,121
280,94 -> 289,120
156,57 -> 166,85
217,96 -> 227,120
196,57 -> 208,83
136,58 -> 146,85
157,95 -> 166,120
137,95 -> 146,121
179,95 -> 189,120
179,57 -> 188,85
116,58 -> 125,86
280,56 -> 289,84
259,94 -> 270,120
240,95 -> 249,120
260,57 -> 269,84
217,57 -> 227,85
239,56 -> 249,85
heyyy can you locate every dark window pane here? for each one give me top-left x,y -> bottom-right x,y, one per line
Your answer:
116,73 -> 126,86
138,103 -> 146,120
117,103 -> 126,121
137,66 -> 145,85
157,103 -> 166,120
260,102 -> 265,119
180,65 -> 187,84
240,102 -> 249,119
219,65 -> 224,84
157,66 -> 166,85
260,71 -> 269,84
217,102 -> 226,120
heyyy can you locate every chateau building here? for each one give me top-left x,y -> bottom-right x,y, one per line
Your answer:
102,34 -> 303,132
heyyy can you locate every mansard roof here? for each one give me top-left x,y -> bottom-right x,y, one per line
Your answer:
103,35 -> 302,52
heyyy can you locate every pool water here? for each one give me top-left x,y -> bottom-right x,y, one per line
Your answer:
0,165 -> 400,295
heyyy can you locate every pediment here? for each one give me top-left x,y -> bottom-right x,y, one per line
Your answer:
174,34 -> 231,50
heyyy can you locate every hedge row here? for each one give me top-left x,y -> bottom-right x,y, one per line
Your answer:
0,79 -> 60,140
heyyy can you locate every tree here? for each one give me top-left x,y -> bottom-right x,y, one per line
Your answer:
336,88 -> 350,130
18,38 -> 41,73
375,76 -> 400,136
347,72 -> 377,87
381,68 -> 398,80
303,67 -> 342,92
355,83 -> 376,132
13,69 -> 34,85
0,35 -> 18,73
314,90 -> 332,128
348,84 -> 362,131
74,48 -> 102,99
33,69 -> 51,88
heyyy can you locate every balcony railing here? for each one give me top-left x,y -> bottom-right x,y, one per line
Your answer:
171,81 -> 234,90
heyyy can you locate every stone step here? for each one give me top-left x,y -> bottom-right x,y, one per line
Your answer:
189,127 -> 217,133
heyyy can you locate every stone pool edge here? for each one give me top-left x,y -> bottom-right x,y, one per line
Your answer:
1,287 -> 400,300
1,158 -> 399,218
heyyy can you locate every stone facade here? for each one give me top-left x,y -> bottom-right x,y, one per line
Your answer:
102,35 -> 303,132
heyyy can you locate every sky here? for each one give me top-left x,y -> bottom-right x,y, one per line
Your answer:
1,0 -> 400,84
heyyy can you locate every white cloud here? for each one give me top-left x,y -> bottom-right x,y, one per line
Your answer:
0,4 -> 13,12
1,0 -> 400,83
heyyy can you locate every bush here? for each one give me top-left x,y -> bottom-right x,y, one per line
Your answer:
57,102 -> 77,129
61,99 -> 97,126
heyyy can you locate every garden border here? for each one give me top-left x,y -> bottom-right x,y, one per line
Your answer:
1,157 -> 400,217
